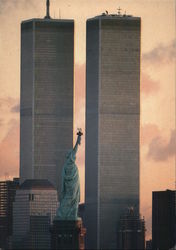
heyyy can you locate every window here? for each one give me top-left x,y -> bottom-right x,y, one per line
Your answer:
29,194 -> 34,201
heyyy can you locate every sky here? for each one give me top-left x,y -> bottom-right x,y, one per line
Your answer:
0,0 -> 175,240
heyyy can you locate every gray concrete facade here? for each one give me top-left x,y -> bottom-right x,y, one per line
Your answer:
20,19 -> 74,196
85,15 -> 141,249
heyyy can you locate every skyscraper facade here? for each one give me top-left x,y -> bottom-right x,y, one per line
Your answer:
85,14 -> 141,249
152,189 -> 176,250
12,179 -> 58,249
20,17 -> 74,194
0,178 -> 19,249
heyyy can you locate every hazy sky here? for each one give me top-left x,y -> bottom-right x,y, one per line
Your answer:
0,0 -> 175,239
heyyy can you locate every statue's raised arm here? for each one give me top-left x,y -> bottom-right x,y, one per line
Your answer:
56,129 -> 83,221
72,128 -> 83,155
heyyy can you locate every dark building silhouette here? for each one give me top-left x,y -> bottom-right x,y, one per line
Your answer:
0,178 -> 19,249
85,12 -> 141,249
50,219 -> 86,250
117,207 -> 145,250
146,239 -> 152,250
152,189 -> 176,250
78,203 -> 85,222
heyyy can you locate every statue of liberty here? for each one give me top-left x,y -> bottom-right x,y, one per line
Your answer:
56,129 -> 83,220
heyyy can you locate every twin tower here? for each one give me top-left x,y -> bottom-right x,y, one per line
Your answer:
20,11 -> 141,250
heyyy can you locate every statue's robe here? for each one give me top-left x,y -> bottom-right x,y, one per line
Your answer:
56,138 -> 80,220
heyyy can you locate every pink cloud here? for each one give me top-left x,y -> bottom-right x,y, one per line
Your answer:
147,130 -> 176,161
141,72 -> 160,96
0,97 -> 18,110
11,103 -> 20,113
74,64 -> 85,168
141,125 -> 175,162
74,64 -> 85,107
142,40 -> 176,65
141,124 -> 160,145
0,120 -> 19,178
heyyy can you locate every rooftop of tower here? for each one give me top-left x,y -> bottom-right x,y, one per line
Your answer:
21,0 -> 74,24
20,179 -> 56,190
88,10 -> 140,21
21,18 -> 74,24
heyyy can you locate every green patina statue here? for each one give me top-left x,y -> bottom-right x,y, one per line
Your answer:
56,129 -> 83,220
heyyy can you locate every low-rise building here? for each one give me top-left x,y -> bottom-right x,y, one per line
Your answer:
12,179 -> 58,249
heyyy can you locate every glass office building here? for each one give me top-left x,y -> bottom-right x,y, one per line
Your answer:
20,18 -> 74,195
12,179 -> 58,249
85,14 -> 141,249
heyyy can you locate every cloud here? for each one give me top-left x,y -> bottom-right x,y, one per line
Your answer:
141,72 -> 160,96
0,97 -> 19,142
74,64 -> 85,169
0,119 -> 3,126
147,130 -> 176,161
11,103 -> 20,113
142,40 -> 176,65
0,119 -> 19,178
74,64 -> 85,133
141,123 -> 160,146
0,97 -> 17,110
0,0 -> 38,15
0,97 -> 19,116
75,64 -> 85,105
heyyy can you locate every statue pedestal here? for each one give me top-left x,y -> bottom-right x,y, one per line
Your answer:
50,219 -> 86,250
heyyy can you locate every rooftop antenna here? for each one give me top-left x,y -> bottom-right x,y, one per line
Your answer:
45,0 -> 51,19
117,6 -> 122,15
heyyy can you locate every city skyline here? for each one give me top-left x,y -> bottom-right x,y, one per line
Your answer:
0,0 -> 175,240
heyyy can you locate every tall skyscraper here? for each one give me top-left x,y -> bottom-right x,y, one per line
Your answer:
152,189 -> 176,250
0,178 -> 19,249
12,179 -> 58,249
85,13 -> 141,249
20,3 -> 74,195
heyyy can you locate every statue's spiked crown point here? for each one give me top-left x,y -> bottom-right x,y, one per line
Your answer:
77,128 -> 83,136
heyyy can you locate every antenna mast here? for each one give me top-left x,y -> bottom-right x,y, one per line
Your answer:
45,0 -> 51,19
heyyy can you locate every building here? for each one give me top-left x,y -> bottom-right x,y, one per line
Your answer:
146,240 -> 152,250
50,219 -> 86,250
85,13 -> 141,249
117,207 -> 145,250
78,203 -> 85,223
152,189 -> 176,250
0,178 -> 19,249
20,1 -> 74,196
12,179 -> 58,249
